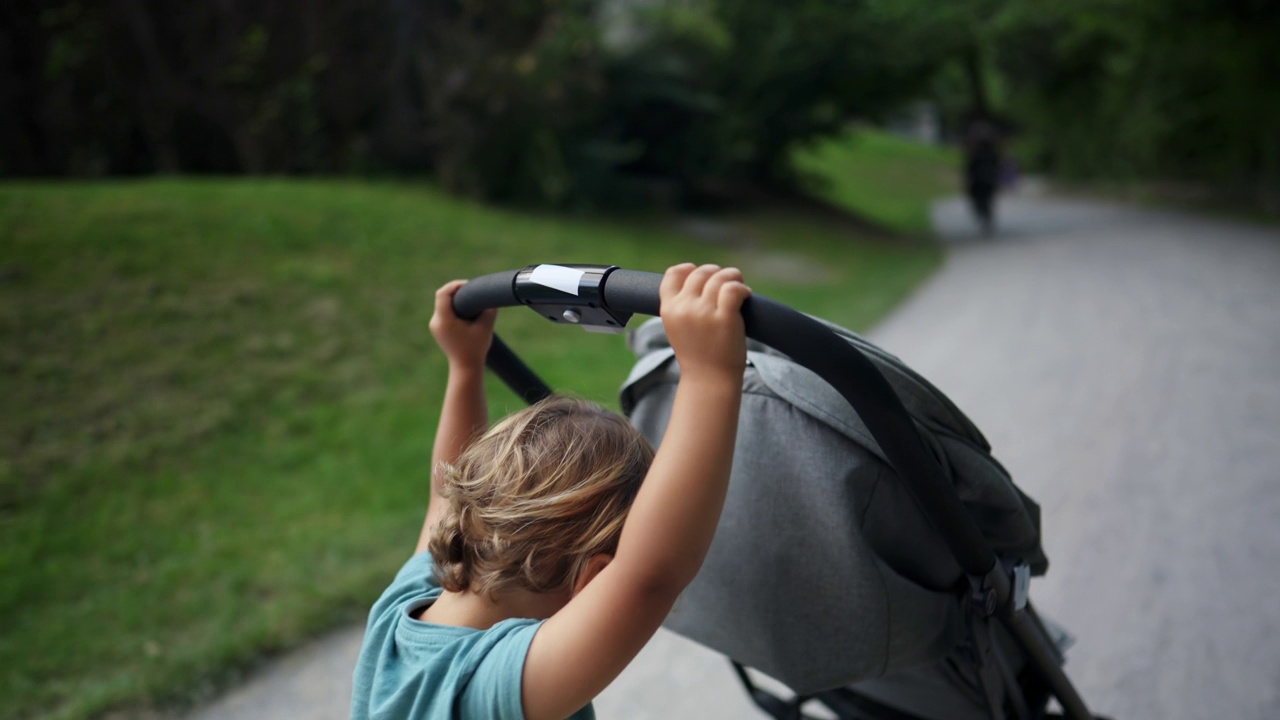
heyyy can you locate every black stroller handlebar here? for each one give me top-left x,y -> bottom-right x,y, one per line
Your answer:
452,266 -> 999,580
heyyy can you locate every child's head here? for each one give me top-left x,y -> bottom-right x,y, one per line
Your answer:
429,395 -> 654,599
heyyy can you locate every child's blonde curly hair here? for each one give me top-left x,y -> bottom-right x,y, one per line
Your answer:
429,395 -> 654,598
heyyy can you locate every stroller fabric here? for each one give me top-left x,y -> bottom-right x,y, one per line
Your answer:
619,317 -> 1048,696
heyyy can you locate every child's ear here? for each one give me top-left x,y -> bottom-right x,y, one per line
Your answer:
572,554 -> 613,596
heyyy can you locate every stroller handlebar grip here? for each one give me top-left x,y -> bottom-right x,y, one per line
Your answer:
453,270 -> 521,320
597,269 -> 662,316
451,266 -> 999,579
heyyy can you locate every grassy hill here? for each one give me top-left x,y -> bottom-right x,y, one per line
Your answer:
795,129 -> 959,235
0,131 -> 951,720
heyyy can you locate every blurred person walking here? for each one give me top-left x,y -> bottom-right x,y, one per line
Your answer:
962,116 -> 1003,235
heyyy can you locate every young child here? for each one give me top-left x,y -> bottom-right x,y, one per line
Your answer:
351,263 -> 752,720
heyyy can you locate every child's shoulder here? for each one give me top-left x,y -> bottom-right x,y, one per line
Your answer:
353,560 -> 550,720
364,552 -> 442,629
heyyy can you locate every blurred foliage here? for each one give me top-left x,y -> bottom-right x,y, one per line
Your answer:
0,0 -> 947,208
403,1 -> 616,206
3,0 -> 395,175
3,0 -> 1275,206
928,0 -> 1280,203
596,0 -> 953,203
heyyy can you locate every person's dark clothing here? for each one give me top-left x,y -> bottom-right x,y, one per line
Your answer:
964,137 -> 1001,234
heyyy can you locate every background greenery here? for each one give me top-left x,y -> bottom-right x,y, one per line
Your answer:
6,0 -> 1275,209
796,131 -> 958,236
928,0 -> 1279,209
1,130 -> 950,720
1,0 -> 952,208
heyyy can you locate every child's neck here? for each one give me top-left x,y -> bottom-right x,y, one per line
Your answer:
420,587 -> 570,630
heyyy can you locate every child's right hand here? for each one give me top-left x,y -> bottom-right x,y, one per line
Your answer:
659,263 -> 752,382
429,279 -> 498,370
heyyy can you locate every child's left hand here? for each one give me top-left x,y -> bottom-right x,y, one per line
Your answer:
429,280 -> 497,370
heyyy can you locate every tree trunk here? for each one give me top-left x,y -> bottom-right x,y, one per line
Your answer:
963,44 -> 989,117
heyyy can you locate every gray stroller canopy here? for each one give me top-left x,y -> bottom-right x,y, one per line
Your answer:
620,317 -> 1048,695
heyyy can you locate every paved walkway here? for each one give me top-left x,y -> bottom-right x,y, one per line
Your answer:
889,194 -> 1280,720
189,191 -> 1280,720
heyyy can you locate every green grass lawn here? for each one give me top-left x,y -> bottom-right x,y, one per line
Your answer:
795,129 -> 960,235
1,133 -> 950,720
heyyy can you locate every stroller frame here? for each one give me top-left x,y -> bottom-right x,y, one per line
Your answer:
453,264 -> 1099,720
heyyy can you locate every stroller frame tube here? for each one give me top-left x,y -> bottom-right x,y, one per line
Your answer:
454,266 -> 1096,720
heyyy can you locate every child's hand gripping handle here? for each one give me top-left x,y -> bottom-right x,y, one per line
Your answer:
658,263 -> 751,382
431,280 -> 497,371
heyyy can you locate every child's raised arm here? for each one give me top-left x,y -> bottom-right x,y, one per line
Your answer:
416,280 -> 497,554
522,263 -> 751,720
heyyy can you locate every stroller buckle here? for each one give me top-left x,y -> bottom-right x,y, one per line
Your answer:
998,556 -> 1031,611
970,557 -> 1031,616
972,582 -> 999,616
515,264 -> 634,333
1011,561 -> 1031,611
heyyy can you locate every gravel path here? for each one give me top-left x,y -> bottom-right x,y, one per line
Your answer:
188,191 -> 1280,720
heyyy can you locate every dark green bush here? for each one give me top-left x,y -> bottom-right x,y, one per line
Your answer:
596,0 -> 950,205
987,0 -> 1280,195
2,1 -> 951,208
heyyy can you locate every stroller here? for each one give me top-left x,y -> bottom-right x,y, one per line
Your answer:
454,263 -> 1104,720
